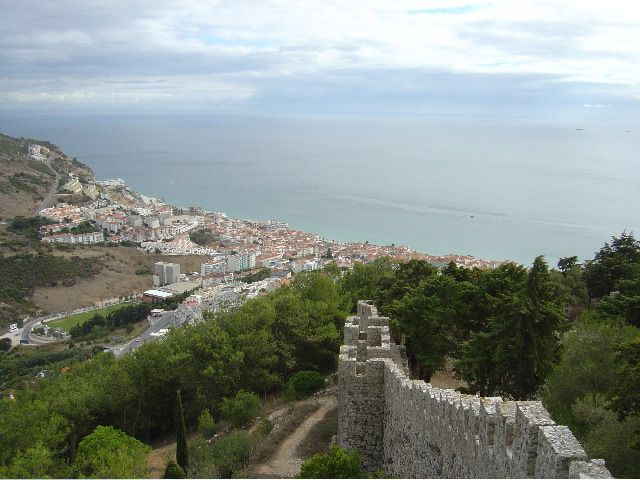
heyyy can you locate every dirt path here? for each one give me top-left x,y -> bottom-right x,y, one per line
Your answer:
146,440 -> 177,478
253,395 -> 337,478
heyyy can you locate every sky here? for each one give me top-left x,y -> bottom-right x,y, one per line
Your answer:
1,0 -> 639,119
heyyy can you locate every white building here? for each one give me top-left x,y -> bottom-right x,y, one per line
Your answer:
153,261 -> 181,287
41,231 -> 104,244
227,252 -> 256,272
28,144 -> 49,161
145,217 -> 160,229
201,260 -> 226,276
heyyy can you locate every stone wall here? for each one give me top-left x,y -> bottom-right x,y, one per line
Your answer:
338,301 -> 612,478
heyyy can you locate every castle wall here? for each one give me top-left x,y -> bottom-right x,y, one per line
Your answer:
338,301 -> 612,479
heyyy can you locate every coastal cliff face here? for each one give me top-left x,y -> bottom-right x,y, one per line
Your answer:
338,301 -> 612,479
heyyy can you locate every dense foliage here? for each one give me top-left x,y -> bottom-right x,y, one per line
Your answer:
336,233 -> 640,478
340,256 -> 566,394
298,444 -> 366,479
284,370 -> 325,400
74,425 -> 150,478
219,390 -> 261,427
1,231 -> 638,478
8,216 -> 55,238
0,271 -> 345,478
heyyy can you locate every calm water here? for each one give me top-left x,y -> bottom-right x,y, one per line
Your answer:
1,113 -> 638,264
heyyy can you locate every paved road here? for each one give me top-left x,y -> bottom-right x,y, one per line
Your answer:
115,311 -> 176,357
34,161 -> 60,214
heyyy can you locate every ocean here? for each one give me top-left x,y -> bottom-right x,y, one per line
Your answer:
1,112 -> 638,265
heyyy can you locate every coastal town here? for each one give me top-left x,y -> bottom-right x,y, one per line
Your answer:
34,147 -> 505,276
2,140 -> 506,351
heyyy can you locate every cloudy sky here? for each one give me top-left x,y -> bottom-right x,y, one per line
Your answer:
1,0 -> 639,119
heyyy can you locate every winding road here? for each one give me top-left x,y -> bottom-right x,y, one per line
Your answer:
34,160 -> 60,214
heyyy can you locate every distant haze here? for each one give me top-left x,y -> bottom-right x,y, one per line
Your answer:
1,113 -> 638,264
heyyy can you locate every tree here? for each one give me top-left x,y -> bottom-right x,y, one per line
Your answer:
219,390 -> 261,427
74,425 -> 150,478
0,398 -> 70,467
299,444 -> 366,478
458,256 -> 564,399
284,371 -> 325,400
198,409 -> 216,439
391,290 -> 452,379
0,338 -> 11,352
0,442 -> 58,479
583,232 -> 640,300
557,256 -> 579,274
543,314 -> 639,431
608,337 -> 640,421
176,390 -> 189,472
595,278 -> 640,327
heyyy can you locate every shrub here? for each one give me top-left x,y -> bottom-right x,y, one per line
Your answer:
285,371 -> 325,400
198,409 -> 216,439
210,430 -> 253,478
164,460 -> 186,479
219,390 -> 261,427
0,338 -> 11,352
258,418 -> 273,436
298,444 -> 365,478
74,425 -> 150,478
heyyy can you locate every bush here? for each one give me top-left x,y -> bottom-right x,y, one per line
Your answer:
219,390 -> 261,427
285,371 -> 325,400
298,444 -> 365,478
210,430 -> 253,478
0,338 -> 11,352
164,460 -> 186,479
198,409 -> 216,439
74,425 -> 150,478
258,418 -> 273,436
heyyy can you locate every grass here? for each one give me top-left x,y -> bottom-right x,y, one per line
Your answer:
48,302 -> 131,331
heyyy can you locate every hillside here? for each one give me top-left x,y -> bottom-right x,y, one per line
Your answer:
0,133 -> 209,329
0,133 -> 94,219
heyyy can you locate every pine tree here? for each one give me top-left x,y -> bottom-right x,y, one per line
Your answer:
458,256 -> 564,399
175,390 -> 189,472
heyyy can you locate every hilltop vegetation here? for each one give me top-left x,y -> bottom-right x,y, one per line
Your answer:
0,270 -> 346,478
0,232 -> 638,477
342,232 -> 640,478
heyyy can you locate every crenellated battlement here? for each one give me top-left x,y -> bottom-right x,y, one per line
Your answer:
338,301 -> 612,478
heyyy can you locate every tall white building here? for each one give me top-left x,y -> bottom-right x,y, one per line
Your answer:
153,261 -> 181,286
226,252 -> 256,272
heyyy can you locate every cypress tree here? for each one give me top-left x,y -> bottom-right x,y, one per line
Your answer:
175,389 -> 189,472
